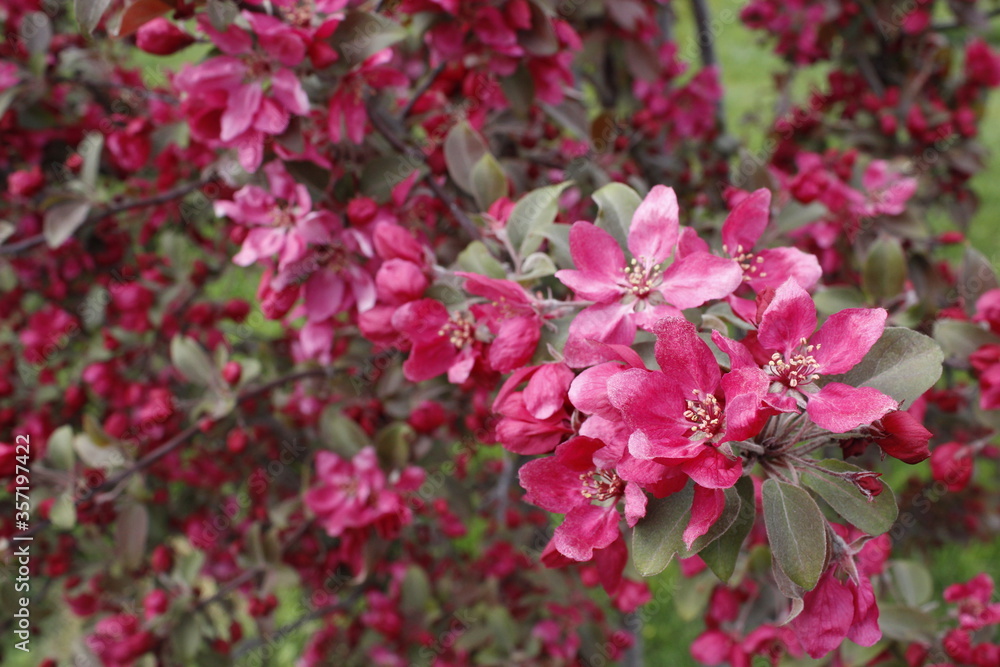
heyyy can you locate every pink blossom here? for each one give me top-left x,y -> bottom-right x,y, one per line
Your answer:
557,185 -> 742,366
305,447 -> 424,539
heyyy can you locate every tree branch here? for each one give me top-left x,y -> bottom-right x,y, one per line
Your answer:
0,176 -> 212,256
19,368 -> 328,538
690,0 -> 726,134
366,99 -> 482,241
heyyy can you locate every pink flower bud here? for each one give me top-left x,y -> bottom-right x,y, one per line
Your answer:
135,18 -> 195,56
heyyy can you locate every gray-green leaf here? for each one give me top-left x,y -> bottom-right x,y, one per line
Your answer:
631,484 -> 694,576
762,479 -> 827,591
802,459 -> 897,536
824,327 -> 943,406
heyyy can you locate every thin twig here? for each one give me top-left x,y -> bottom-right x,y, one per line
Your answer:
366,99 -> 482,240
18,368 -> 327,537
400,63 -> 445,120
0,177 -> 212,256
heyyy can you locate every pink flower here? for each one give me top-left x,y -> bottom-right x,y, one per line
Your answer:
458,272 -> 544,373
305,447 -> 424,539
606,317 -> 768,489
392,299 -> 484,384
789,529 -> 888,658
556,185 -> 742,366
724,278 -> 897,432
493,363 -> 575,454
518,436 -> 647,561
686,188 -> 821,291
945,574 -> 1000,631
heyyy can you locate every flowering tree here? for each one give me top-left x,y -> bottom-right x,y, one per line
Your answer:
1,0 -> 1000,665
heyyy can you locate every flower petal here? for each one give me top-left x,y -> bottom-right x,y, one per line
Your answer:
658,253 -> 743,309
811,308 -> 887,375
628,185 -> 679,264
807,383 -> 897,433
722,188 -> 770,257
758,278 -> 817,355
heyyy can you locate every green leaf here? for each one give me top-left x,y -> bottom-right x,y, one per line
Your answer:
539,223 -> 573,270
862,235 -> 906,304
813,286 -> 867,316
932,319 -> 1000,366
443,121 -> 488,195
43,198 -> 92,249
592,182 -> 641,250
889,560 -> 933,607
76,0 -> 113,35
506,182 -> 571,257
877,604 -> 937,643
960,246 -> 999,316
700,477 -> 755,582
824,327 -> 943,406
46,426 -> 76,471
319,406 -> 370,458
802,460 -> 898,536
79,133 -> 104,190
762,479 -> 827,591
673,569 -> 716,621
333,11 -> 408,64
115,504 -> 149,570
170,335 -> 220,388
400,565 -> 431,616
631,484 -> 694,576
470,153 -> 506,211
456,241 -> 506,279
518,252 -> 557,281
51,493 -> 77,530
684,483 -> 743,556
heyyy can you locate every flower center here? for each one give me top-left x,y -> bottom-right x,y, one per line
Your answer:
437,312 -> 475,349
623,257 -> 662,299
279,0 -> 313,28
683,389 -> 723,437
579,470 -> 625,501
273,207 -> 296,229
728,244 -> 768,282
767,338 -> 822,388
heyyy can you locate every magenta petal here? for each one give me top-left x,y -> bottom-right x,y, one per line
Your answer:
628,185 -> 679,264
652,317 -> 722,395
722,188 -> 771,257
758,278 -> 817,355
680,450 -> 742,489
721,367 -> 770,442
403,337 -> 458,382
711,330 -> 758,370
524,363 -> 575,420
807,383 -> 898,433
846,578 -> 881,647
519,456 -> 587,513
556,221 -> 625,298
691,629 -> 735,665
391,298 -> 449,342
683,485 -> 726,549
677,226 -> 710,258
569,362 -> 626,419
488,316 -> 540,373
593,535 -> 629,594
304,269 -> 346,321
608,369 -> 690,442
563,302 -> 636,368
624,482 -> 648,527
553,504 -> 620,561
658,253 -> 743,309
791,571 -> 854,659
221,82 -> 263,142
810,308 -> 887,374
749,247 -> 823,291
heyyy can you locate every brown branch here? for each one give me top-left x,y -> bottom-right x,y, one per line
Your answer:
690,0 -> 726,134
0,177 -> 212,256
366,99 -> 482,241
17,368 -> 327,538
